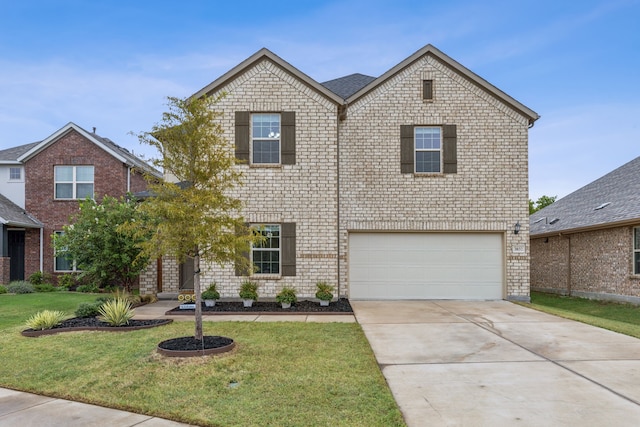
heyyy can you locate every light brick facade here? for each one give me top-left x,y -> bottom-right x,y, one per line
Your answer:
149,46 -> 537,301
531,226 -> 640,303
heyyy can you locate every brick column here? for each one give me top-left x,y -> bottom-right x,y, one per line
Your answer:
0,257 -> 10,285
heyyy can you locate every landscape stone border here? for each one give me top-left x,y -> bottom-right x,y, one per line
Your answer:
21,319 -> 173,337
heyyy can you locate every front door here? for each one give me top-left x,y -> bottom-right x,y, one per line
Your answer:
179,256 -> 195,290
8,230 -> 25,281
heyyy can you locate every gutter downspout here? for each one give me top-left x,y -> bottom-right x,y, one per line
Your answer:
39,227 -> 43,272
127,166 -> 132,192
336,106 -> 342,298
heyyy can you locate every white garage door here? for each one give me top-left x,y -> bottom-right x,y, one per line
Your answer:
349,233 -> 504,300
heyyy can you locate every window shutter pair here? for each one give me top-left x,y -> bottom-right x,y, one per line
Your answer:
235,222 -> 296,277
400,124 -> 457,174
234,111 -> 296,164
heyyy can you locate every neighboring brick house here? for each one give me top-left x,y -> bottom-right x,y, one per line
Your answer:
530,156 -> 640,304
0,122 -> 161,284
142,44 -> 538,301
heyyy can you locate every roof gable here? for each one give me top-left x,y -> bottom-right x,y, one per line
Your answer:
321,73 -> 376,99
17,123 -> 161,178
346,44 -> 539,126
0,193 -> 42,228
191,48 -> 344,105
530,156 -> 640,236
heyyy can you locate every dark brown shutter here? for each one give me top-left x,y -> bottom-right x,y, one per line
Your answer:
281,222 -> 296,276
400,125 -> 414,174
281,112 -> 296,165
422,80 -> 433,100
235,222 -> 250,276
235,111 -> 250,163
443,124 -> 457,174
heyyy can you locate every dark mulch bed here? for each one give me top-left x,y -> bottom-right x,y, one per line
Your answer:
159,336 -> 233,351
166,298 -> 353,315
22,317 -> 172,337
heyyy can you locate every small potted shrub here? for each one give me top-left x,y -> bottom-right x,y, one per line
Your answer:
239,281 -> 258,307
315,282 -> 334,306
201,283 -> 220,307
276,286 -> 297,309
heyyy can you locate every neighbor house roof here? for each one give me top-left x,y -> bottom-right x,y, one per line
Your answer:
0,193 -> 42,228
16,122 -> 162,178
530,156 -> 640,237
0,142 -> 40,163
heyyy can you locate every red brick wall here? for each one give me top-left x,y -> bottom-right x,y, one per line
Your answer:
24,129 -> 150,279
0,257 -> 10,285
531,225 -> 640,299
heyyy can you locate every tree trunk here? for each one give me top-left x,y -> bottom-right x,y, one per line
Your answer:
194,250 -> 203,341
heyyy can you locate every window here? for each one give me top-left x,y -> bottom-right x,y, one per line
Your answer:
252,225 -> 281,274
415,127 -> 442,173
55,165 -> 94,199
400,124 -> 457,174
252,114 -> 281,164
235,111 -> 296,165
54,231 -> 77,272
634,228 -> 640,275
9,167 -> 21,180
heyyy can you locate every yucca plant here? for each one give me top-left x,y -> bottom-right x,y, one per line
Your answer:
25,310 -> 68,330
98,297 -> 134,326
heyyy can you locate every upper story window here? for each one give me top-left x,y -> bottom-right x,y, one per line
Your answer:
9,167 -> 22,180
634,227 -> 640,275
252,114 -> 281,164
415,127 -> 442,173
251,224 -> 281,274
55,165 -> 94,199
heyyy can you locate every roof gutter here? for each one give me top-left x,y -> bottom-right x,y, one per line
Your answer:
531,218 -> 640,239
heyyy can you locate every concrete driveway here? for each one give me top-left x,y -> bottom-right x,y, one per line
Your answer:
351,300 -> 640,427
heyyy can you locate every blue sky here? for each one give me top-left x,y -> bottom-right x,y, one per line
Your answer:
1,0 -> 638,200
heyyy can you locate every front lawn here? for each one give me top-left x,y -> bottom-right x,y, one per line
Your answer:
528,291 -> 640,339
0,293 -> 405,427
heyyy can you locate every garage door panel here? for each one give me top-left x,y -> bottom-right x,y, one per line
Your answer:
349,233 -> 503,300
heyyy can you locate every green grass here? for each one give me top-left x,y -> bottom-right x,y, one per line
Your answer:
0,293 -> 405,427
527,291 -> 640,338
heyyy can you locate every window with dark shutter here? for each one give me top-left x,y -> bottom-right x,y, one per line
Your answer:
281,222 -> 296,276
400,125 -> 414,174
442,124 -> 457,174
400,124 -> 457,174
235,111 -> 250,162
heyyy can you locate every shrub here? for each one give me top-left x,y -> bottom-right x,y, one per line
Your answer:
35,283 -> 57,293
276,287 -> 297,304
0,285 -> 6,294
239,281 -> 258,300
98,297 -> 134,326
202,283 -> 220,300
7,281 -> 34,294
140,294 -> 158,304
75,302 -> 102,318
95,295 -> 114,304
29,271 -> 53,286
76,283 -> 99,293
25,310 -> 68,330
58,273 -> 77,290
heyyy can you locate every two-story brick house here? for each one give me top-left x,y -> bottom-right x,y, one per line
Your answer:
0,122 -> 161,284
141,44 -> 538,301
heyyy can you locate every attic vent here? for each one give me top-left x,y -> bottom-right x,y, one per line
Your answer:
533,217 -> 546,224
549,218 -> 560,224
594,202 -> 610,210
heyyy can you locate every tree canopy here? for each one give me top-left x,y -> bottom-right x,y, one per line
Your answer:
54,195 -> 151,291
529,195 -> 557,214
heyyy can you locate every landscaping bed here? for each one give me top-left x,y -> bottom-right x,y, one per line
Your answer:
22,317 -> 172,337
165,298 -> 353,315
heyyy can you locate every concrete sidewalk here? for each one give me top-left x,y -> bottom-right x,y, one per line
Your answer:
351,300 -> 640,427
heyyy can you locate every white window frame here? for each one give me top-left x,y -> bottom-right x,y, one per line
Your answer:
54,165 -> 94,200
251,224 -> 281,275
9,167 -> 22,181
414,127 -> 442,173
634,227 -> 640,275
54,231 -> 78,272
251,113 -> 281,165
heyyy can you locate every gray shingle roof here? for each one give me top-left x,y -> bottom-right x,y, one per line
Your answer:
530,156 -> 640,236
321,73 -> 376,99
0,142 -> 39,162
0,193 -> 42,228
89,131 -> 162,178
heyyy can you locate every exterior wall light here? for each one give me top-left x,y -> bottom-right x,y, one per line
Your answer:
514,222 -> 521,234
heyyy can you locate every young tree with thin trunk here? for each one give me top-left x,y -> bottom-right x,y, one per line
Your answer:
133,95 -> 255,341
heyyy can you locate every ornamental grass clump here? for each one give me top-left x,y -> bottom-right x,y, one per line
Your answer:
25,310 -> 68,330
98,297 -> 134,326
